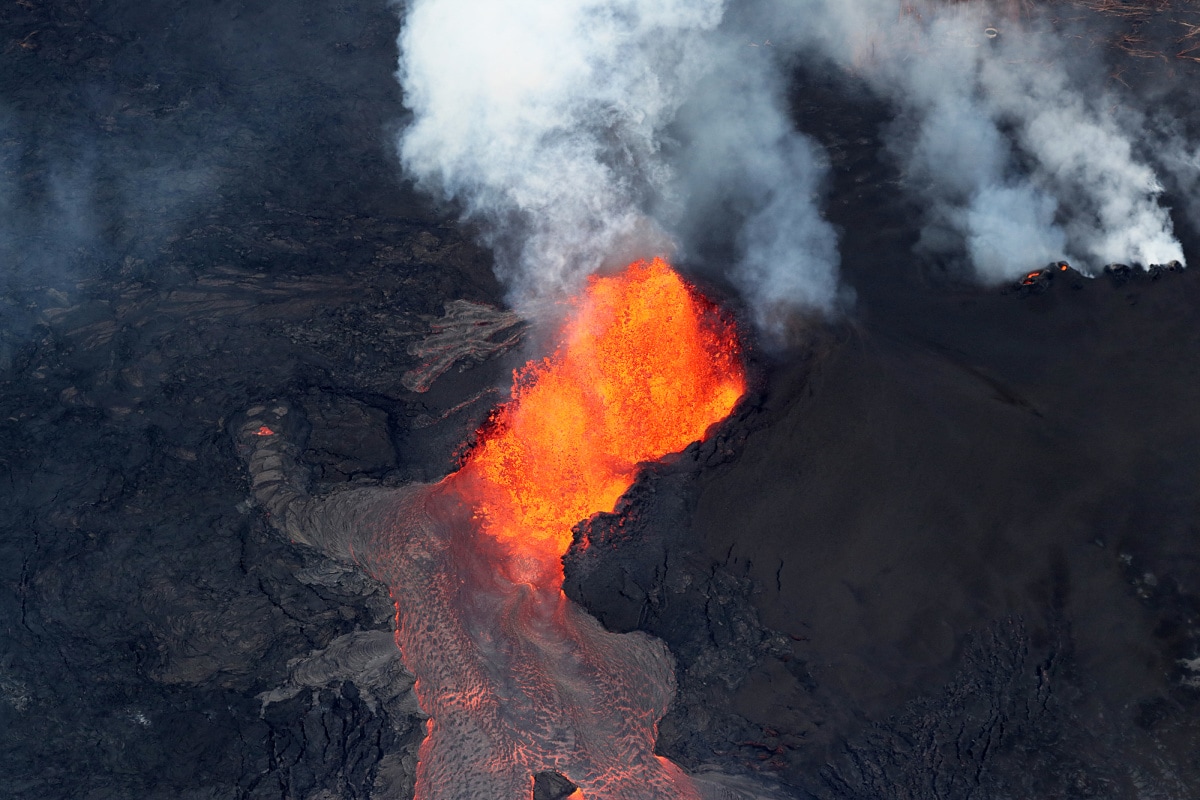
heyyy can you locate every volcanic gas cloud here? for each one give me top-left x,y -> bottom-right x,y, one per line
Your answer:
241,258 -> 747,799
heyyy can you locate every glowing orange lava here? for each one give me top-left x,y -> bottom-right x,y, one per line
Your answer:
458,257 -> 745,573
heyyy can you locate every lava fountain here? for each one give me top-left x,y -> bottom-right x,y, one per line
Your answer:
459,256 -> 745,585
239,258 -> 746,799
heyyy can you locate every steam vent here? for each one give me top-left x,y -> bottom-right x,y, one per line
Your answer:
4,1 -> 1200,800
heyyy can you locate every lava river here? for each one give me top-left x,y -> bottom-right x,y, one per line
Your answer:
241,258 -> 746,799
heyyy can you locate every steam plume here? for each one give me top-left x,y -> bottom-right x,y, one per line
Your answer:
773,0 -> 1187,279
396,0 -> 1196,319
395,0 -> 840,330
1149,116 -> 1200,236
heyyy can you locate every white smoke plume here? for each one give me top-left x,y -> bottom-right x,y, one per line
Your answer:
395,0 -> 1194,316
663,30 -> 841,326
772,0 -> 1186,280
394,0 -> 840,331
1149,115 -> 1200,235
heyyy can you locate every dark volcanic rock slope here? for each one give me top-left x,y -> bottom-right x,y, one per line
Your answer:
688,268 -> 1200,798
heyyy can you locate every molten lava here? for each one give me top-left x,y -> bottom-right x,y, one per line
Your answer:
238,258 -> 749,798
459,257 -> 745,573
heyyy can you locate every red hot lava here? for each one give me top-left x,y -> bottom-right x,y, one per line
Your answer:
249,258 -> 748,798
457,257 -> 746,584
384,256 -> 749,798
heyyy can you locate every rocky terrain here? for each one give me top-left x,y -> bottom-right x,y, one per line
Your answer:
2,1 -> 1199,799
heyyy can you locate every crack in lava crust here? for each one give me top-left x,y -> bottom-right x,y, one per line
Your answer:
239,259 -> 746,799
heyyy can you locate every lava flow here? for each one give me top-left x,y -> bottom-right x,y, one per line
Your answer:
239,257 -> 748,799
458,256 -> 746,582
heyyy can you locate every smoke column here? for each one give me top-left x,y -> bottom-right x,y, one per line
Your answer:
396,0 -> 1197,308
395,0 -> 840,332
1149,114 -> 1200,236
768,0 -> 1187,280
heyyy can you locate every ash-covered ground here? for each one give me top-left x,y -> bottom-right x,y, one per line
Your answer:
2,1 -> 1199,799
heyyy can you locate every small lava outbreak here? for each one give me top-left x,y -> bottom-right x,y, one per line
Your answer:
458,257 -> 746,584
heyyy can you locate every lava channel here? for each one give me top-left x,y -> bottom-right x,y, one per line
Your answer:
244,258 -> 746,799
